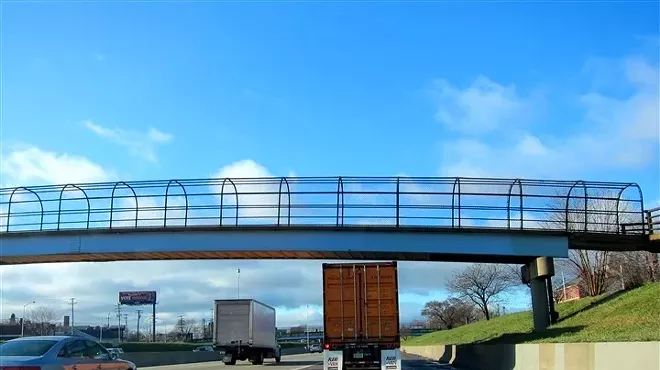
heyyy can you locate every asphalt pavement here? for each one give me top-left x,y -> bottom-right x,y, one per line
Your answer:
141,352 -> 457,370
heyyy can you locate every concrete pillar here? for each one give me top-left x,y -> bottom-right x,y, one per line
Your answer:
521,257 -> 555,332
530,279 -> 550,331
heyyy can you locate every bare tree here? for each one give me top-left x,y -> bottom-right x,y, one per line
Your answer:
606,251 -> 659,290
399,323 -> 413,341
170,317 -> 196,341
543,190 -> 642,296
446,264 -> 514,321
28,305 -> 58,335
421,298 -> 477,329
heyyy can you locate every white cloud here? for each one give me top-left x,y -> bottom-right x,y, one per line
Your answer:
1,144 -> 114,186
438,56 -> 659,179
430,75 -> 534,134
83,121 -> 173,162
210,159 -> 291,224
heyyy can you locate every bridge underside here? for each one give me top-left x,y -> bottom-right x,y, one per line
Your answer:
0,226 -> 652,266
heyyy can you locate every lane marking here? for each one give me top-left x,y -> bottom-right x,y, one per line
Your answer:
291,361 -> 323,370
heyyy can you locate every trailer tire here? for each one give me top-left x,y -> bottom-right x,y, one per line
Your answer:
252,351 -> 264,365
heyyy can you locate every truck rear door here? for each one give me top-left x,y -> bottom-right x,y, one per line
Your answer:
323,262 -> 399,347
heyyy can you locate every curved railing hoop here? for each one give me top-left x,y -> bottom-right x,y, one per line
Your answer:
57,184 -> 91,231
565,180 -> 588,232
451,178 -> 461,228
6,187 -> 44,232
336,177 -> 345,227
110,181 -> 139,229
219,178 -> 239,226
507,179 -> 524,230
615,183 -> 645,233
164,180 -> 189,227
277,177 -> 292,226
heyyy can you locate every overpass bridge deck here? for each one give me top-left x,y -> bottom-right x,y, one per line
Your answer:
0,176 -> 657,264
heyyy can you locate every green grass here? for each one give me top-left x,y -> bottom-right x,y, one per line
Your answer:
403,282 -> 660,346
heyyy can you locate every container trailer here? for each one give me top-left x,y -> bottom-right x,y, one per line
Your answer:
322,262 -> 402,370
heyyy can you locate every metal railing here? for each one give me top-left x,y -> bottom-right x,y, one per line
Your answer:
0,176 -> 648,235
621,206 -> 660,235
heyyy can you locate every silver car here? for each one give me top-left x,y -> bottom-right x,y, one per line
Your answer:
0,335 -> 137,369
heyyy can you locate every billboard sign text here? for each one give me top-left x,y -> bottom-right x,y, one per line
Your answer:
119,291 -> 157,306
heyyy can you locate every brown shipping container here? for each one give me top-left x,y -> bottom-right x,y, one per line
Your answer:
322,262 -> 400,347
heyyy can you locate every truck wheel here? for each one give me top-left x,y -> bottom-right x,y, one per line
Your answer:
224,358 -> 237,365
253,352 -> 264,365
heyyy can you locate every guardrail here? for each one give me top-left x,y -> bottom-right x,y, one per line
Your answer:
0,176 -> 647,235
621,206 -> 660,235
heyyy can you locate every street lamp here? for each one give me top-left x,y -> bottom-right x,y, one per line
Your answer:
21,301 -> 36,337
305,305 -> 310,350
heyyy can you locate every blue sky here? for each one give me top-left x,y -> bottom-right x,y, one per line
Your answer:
0,1 -> 658,330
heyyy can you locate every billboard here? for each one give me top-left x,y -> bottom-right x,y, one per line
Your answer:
119,291 -> 157,306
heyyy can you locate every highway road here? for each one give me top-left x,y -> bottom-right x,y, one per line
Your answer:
141,352 -> 457,370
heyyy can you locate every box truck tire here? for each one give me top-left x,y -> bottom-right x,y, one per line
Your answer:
223,356 -> 237,366
250,351 -> 264,365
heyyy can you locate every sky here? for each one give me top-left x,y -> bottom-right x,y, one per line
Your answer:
0,1 -> 658,332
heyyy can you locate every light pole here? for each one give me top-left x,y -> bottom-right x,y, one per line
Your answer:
21,301 -> 36,337
305,304 -> 309,350
237,269 -> 241,299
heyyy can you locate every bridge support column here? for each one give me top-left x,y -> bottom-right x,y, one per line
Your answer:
522,257 -> 556,332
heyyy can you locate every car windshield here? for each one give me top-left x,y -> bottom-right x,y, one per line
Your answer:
0,339 -> 58,356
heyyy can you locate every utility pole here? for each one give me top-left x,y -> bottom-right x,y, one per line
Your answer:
136,310 -> 143,342
107,313 -> 111,328
69,298 -> 77,334
115,304 -> 122,342
123,314 -> 128,340
237,268 -> 241,299
305,304 -> 310,350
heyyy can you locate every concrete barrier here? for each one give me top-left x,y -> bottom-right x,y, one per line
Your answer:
402,342 -> 660,370
121,347 -> 309,367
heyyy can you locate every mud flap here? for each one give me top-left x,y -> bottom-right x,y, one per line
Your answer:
380,348 -> 401,370
324,350 -> 343,370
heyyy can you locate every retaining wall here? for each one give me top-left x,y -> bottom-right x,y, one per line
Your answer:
402,342 -> 660,370
121,346 -> 309,367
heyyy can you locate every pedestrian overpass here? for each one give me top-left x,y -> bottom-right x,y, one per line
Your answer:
0,176 -> 656,265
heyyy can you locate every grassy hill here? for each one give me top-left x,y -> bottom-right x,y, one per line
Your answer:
403,282 -> 660,346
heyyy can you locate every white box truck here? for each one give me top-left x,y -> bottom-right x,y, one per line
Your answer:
213,299 -> 281,365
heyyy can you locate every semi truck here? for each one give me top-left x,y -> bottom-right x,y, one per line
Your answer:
322,262 -> 402,370
213,299 -> 281,365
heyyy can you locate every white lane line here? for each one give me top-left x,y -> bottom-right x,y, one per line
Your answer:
290,361 -> 323,370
